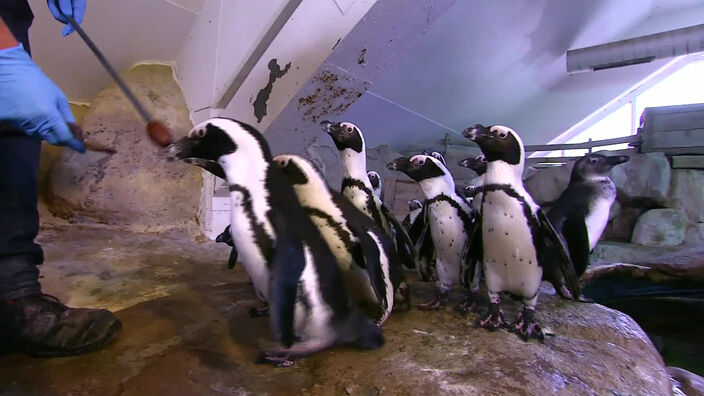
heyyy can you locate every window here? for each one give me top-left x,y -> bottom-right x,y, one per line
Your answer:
533,53 -> 704,158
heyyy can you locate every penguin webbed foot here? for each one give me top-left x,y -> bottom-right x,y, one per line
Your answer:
416,289 -> 448,310
512,307 -> 545,342
477,302 -> 508,330
454,290 -> 481,315
249,304 -> 269,318
257,350 -> 295,367
556,284 -> 575,300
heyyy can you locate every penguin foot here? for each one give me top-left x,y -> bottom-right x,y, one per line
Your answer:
512,307 -> 545,342
249,304 -> 269,318
417,289 -> 448,310
556,285 -> 576,300
258,350 -> 295,367
477,303 -> 507,330
454,292 -> 480,315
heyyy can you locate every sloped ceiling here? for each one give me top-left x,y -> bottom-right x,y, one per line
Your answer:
24,0 -> 704,149
331,0 -> 704,149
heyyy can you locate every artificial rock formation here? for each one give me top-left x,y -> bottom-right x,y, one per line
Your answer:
48,65 -> 201,234
632,208 -> 687,247
610,152 -> 671,207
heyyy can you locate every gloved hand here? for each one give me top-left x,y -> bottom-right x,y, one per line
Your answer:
0,44 -> 85,152
47,0 -> 86,36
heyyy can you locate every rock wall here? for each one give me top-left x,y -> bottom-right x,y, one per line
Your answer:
47,65 -> 202,234
524,149 -> 704,260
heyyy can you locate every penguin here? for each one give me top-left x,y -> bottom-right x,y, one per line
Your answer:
215,225 -> 238,270
168,117 -> 383,365
401,199 -> 423,231
367,170 -> 383,201
274,154 -> 408,325
387,154 -> 479,310
321,120 -> 416,270
458,153 -> 487,212
544,153 -> 629,298
462,124 -> 579,341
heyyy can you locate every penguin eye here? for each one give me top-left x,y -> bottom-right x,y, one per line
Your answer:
590,158 -> 598,164
347,126 -> 353,132
418,159 -> 425,165
497,130 -> 508,139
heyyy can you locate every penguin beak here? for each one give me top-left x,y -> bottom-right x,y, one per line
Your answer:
607,155 -> 630,167
166,136 -> 197,161
387,157 -> 411,171
462,124 -> 490,142
320,120 -> 341,136
457,158 -> 471,168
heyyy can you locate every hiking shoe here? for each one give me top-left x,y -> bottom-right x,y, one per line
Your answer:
0,294 -> 122,357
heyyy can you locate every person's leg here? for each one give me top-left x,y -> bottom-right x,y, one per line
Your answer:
0,131 -> 43,301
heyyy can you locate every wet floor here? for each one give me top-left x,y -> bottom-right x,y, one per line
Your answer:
0,225 -> 672,395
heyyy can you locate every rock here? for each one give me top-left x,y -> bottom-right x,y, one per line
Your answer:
684,223 -> 704,246
603,206 -> 645,242
524,162 -> 574,205
305,144 -> 343,188
48,65 -> 201,234
668,169 -> 704,223
669,366 -> 704,396
590,241 -> 682,264
632,209 -> 687,247
610,152 -> 670,207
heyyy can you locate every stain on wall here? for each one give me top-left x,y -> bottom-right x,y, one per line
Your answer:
253,59 -> 292,123
296,70 -> 368,124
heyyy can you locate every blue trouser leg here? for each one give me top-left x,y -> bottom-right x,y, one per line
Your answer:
0,131 -> 43,300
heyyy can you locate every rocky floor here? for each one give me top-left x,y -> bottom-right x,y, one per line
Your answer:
0,225 -> 674,395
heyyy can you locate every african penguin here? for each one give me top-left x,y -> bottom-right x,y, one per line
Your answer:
274,154 -> 408,325
168,117 -> 383,365
462,124 -> 579,341
321,120 -> 416,270
388,154 -> 479,310
545,153 -> 629,298
458,153 -> 487,212
401,200 -> 423,231
367,170 -> 383,201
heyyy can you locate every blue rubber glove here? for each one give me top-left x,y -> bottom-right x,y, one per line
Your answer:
0,44 -> 85,152
47,0 -> 86,36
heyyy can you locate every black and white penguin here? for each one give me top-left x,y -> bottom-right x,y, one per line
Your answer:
458,153 -> 487,211
462,124 -> 579,341
387,154 -> 479,310
274,154 -> 408,325
401,200 -> 423,231
168,117 -> 383,365
545,153 -> 629,297
215,225 -> 238,270
321,120 -> 416,269
367,170 -> 383,201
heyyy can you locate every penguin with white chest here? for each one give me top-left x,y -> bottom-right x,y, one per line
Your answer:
545,153 -> 629,298
321,121 -> 416,270
402,199 -> 423,232
168,118 -> 383,365
458,153 -> 487,212
367,170 -> 383,201
274,154 -> 408,325
463,124 -> 579,341
388,154 -> 479,310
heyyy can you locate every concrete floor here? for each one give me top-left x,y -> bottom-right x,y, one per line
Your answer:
0,224 -> 673,396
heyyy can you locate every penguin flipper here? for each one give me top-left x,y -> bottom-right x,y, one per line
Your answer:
536,209 -> 580,299
407,206 -> 427,245
381,205 -> 417,269
417,216 -> 436,282
269,213 -> 306,349
227,247 -> 239,269
461,214 -> 482,289
354,228 -> 391,312
562,211 -> 590,277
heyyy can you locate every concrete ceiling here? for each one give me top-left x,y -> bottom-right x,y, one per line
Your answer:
330,0 -> 704,149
